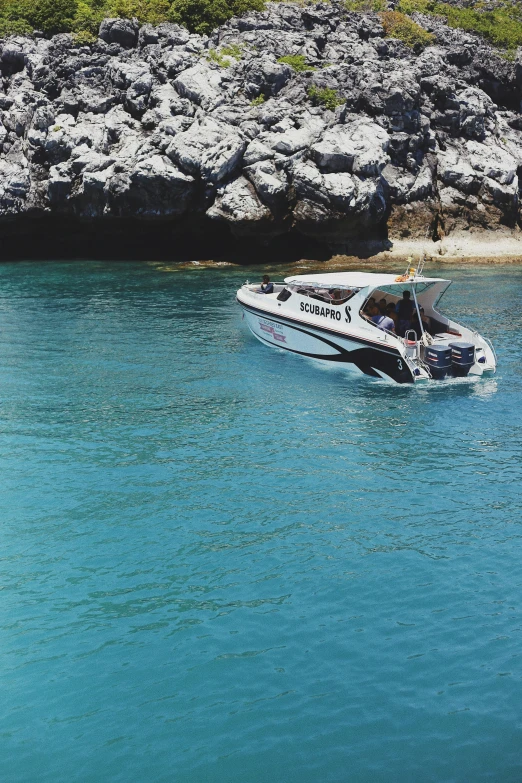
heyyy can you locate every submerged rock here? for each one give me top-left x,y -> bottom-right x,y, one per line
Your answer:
0,0 -> 521,254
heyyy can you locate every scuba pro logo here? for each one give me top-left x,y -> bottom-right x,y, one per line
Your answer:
300,302 -> 341,321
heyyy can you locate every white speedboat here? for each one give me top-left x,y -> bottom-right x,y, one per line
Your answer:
236,270 -> 497,384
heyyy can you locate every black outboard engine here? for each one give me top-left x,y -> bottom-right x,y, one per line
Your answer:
425,345 -> 452,379
449,342 -> 475,377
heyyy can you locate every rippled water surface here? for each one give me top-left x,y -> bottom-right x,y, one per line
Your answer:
1,260 -> 521,783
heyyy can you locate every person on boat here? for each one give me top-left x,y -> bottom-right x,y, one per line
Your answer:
362,297 -> 376,317
411,307 -> 430,336
420,307 -> 431,330
386,303 -> 398,328
396,290 -> 414,336
370,305 -> 395,333
258,275 -> 274,294
379,298 -> 387,314
329,288 -> 343,304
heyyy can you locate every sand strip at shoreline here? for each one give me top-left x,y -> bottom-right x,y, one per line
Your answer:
286,235 -> 522,273
339,235 -> 522,265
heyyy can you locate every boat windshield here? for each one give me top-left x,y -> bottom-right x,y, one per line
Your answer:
365,280 -> 450,311
288,284 -> 360,305
361,279 -> 452,338
377,281 -> 439,298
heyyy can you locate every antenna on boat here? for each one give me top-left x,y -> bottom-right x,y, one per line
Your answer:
402,253 -> 427,281
395,252 -> 427,283
402,255 -> 416,281
415,252 -> 427,279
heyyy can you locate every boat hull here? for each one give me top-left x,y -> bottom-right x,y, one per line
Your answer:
239,300 -> 415,383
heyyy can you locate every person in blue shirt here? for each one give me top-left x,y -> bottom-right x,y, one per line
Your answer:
258,275 -> 274,294
370,305 -> 395,333
386,303 -> 398,330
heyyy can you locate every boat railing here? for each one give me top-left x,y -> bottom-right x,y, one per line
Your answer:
242,282 -> 287,296
243,281 -> 286,290
481,335 -> 498,364
361,315 -> 398,342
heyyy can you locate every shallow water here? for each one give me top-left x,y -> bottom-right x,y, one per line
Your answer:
0,260 -> 521,783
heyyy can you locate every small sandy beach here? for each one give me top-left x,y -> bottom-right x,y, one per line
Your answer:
317,233 -> 522,270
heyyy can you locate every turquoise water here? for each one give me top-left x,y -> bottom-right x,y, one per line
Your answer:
0,260 -> 521,783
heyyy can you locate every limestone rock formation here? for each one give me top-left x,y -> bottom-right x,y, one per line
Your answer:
0,2 -> 522,255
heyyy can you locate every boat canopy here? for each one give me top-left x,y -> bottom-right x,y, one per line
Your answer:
284,272 -> 450,289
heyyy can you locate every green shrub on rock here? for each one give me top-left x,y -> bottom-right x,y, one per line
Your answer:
28,0 -> 78,35
398,0 -> 522,51
277,54 -> 315,71
0,0 -> 265,39
72,0 -> 104,34
0,15 -> 33,35
0,0 -> 520,53
168,0 -> 265,36
74,27 -> 96,42
0,0 -> 78,36
207,44 -> 243,66
221,42 -> 243,58
105,0 -> 171,24
345,0 -> 386,12
380,10 -> 434,49
207,47 -> 229,65
308,84 -> 344,110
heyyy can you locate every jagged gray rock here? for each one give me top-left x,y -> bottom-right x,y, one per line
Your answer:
0,0 -> 522,252
207,175 -> 273,233
99,18 -> 139,48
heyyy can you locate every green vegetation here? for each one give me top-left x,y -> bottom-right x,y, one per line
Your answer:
308,84 -> 344,110
272,0 -> 319,6
207,47 -> 228,65
380,10 -> 435,49
168,0 -> 264,35
498,47 -> 518,61
346,0 -> 522,55
207,43 -> 243,66
250,94 -> 265,105
277,54 -> 315,71
220,42 -> 243,58
397,0 -> 522,51
105,0 -> 171,26
345,0 -> 386,12
0,16 -> 33,36
0,0 -> 79,36
208,47 -> 228,65
74,27 -> 97,42
0,0 -> 264,39
0,0 -> 520,56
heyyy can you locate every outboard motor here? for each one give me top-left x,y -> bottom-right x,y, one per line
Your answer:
425,345 -> 452,379
449,342 -> 475,377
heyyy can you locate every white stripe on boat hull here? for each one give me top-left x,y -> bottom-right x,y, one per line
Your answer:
240,304 -> 415,383
245,309 -> 360,358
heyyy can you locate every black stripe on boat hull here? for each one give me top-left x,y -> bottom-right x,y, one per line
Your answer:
241,303 -> 414,384
238,298 -> 400,354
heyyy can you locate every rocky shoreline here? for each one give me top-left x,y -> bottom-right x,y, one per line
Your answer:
1,3 -> 522,260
